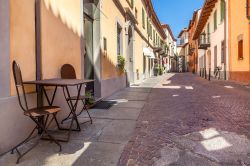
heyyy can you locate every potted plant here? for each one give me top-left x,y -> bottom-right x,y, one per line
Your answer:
154,64 -> 159,76
117,55 -> 125,72
85,91 -> 95,108
159,67 -> 164,75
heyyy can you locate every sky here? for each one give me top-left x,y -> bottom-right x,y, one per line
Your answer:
152,0 -> 204,39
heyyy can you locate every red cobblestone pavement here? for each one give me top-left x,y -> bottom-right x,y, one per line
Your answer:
119,73 -> 250,166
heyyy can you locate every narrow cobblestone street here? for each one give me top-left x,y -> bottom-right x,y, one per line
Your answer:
119,73 -> 250,166
1,73 -> 250,165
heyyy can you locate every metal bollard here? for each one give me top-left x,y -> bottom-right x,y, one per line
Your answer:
208,68 -> 211,81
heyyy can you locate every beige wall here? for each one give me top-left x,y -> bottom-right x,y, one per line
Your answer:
229,0 -> 250,72
9,0 -> 82,95
10,0 -> 36,95
41,0 -> 81,79
100,0 -> 125,80
228,0 -> 250,83
100,0 -> 164,82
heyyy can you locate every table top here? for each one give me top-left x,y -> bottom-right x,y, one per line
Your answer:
23,78 -> 94,86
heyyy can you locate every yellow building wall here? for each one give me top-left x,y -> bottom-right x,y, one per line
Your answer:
9,0 -> 82,95
100,0 -> 164,81
41,0 -> 81,79
134,32 -> 144,76
229,0 -> 250,82
100,0 -> 126,80
9,0 -> 36,95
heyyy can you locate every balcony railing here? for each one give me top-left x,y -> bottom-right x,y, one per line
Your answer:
198,33 -> 210,49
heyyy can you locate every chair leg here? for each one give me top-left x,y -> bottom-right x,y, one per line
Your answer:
36,121 -> 62,152
11,126 -> 37,154
15,135 -> 41,164
84,105 -> 92,124
61,101 -> 73,124
52,113 -> 61,130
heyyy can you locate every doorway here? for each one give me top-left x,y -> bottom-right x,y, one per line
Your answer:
84,14 -> 94,94
127,26 -> 134,84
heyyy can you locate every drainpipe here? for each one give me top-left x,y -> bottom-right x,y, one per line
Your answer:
35,0 -> 42,107
224,0 -> 227,80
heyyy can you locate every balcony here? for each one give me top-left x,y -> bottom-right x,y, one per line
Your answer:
188,45 -> 195,55
180,38 -> 188,45
198,33 -> 210,49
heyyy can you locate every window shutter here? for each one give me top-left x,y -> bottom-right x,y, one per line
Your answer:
142,9 -> 145,28
238,40 -> 243,59
247,0 -> 250,19
221,41 -> 224,63
214,10 -> 217,31
220,0 -> 225,22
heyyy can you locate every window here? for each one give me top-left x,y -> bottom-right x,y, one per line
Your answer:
135,8 -> 138,19
247,0 -> 250,19
207,23 -> 210,43
221,40 -> 225,63
220,0 -> 225,22
117,24 -> 122,56
147,17 -> 149,34
104,37 -> 107,51
142,8 -> 145,29
238,40 -> 243,60
153,29 -> 155,45
150,24 -> 152,39
214,10 -> 217,31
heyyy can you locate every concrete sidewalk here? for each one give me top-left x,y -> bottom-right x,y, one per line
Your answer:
0,75 -> 166,166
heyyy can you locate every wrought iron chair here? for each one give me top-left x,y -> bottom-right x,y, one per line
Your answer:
60,64 -> 93,124
11,61 -> 62,164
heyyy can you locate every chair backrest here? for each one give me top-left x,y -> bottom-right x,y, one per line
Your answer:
61,64 -> 77,79
12,61 -> 28,111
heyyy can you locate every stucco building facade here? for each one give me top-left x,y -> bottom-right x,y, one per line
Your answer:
0,0 -> 168,154
177,29 -> 189,72
228,0 -> 250,83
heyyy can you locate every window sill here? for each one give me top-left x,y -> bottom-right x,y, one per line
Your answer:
238,57 -> 244,60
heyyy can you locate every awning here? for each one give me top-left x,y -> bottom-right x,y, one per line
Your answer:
143,47 -> 151,57
149,51 -> 156,59
159,50 -> 166,55
153,47 -> 162,52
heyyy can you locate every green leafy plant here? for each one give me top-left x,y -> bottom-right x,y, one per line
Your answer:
159,67 -> 164,75
117,55 -> 125,71
85,91 -> 95,105
154,64 -> 159,76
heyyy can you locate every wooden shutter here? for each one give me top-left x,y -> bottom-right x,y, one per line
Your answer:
247,0 -> 250,19
238,40 -> 243,59
142,9 -> 145,28
221,41 -> 224,63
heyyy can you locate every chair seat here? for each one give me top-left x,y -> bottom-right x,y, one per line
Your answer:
24,106 -> 61,117
66,95 -> 93,101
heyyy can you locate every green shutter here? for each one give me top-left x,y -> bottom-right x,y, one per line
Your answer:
220,0 -> 225,22
214,10 -> 217,31
131,0 -> 134,8
142,9 -> 145,28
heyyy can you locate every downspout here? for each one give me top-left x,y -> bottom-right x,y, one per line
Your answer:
35,0 -> 42,107
224,0 -> 227,80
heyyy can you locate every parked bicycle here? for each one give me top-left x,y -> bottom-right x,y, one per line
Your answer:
214,66 -> 222,79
